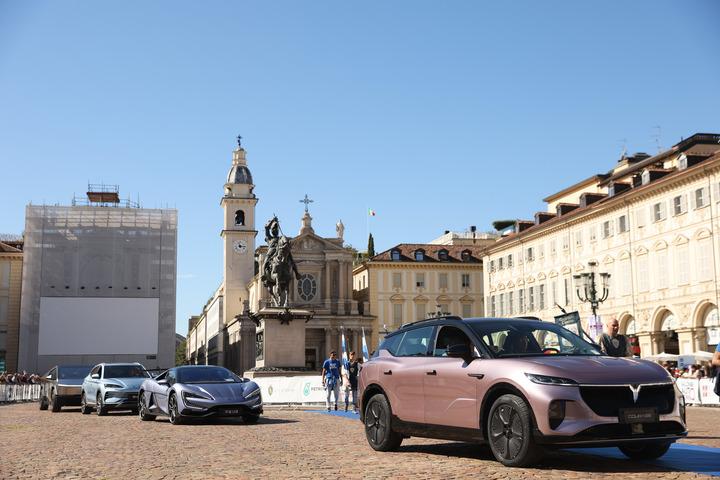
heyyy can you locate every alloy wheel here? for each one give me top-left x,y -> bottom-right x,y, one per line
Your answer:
489,404 -> 524,460
96,393 -> 105,416
365,401 -> 386,446
169,395 -> 181,424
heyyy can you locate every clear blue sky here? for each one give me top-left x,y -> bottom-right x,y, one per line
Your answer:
1,1 -> 719,335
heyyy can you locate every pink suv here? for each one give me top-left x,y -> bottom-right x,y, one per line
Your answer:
358,316 -> 687,467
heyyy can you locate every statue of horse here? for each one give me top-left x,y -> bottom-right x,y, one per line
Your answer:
266,236 -> 300,307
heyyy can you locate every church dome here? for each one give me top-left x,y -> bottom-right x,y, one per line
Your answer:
227,164 -> 253,185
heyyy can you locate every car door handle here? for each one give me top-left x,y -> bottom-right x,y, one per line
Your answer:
467,373 -> 485,379
426,370 -> 437,376
383,370 -> 392,375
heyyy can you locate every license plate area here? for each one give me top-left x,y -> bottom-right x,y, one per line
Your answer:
223,409 -> 240,415
619,407 -> 658,424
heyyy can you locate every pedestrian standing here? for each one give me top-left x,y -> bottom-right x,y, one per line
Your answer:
321,350 -> 342,411
343,351 -> 359,413
597,318 -> 632,357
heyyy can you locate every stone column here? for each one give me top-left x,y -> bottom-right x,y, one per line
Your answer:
676,328 -> 695,355
339,261 -> 346,301
693,327 -> 707,352
324,327 -> 332,358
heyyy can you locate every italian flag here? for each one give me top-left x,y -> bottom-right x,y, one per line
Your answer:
368,209 -> 376,216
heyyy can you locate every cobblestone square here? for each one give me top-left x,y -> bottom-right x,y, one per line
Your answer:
1,403 -> 719,479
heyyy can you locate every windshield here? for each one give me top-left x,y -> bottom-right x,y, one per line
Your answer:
470,321 -> 601,358
104,365 -> 150,379
58,366 -> 92,380
177,367 -> 242,384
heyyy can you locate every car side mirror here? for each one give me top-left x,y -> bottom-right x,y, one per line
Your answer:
91,373 -> 100,379
45,375 -> 52,380
157,379 -> 168,386
447,344 -> 473,362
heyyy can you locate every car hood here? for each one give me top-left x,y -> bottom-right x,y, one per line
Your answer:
105,377 -> 146,390
183,382 -> 258,402
517,355 -> 672,384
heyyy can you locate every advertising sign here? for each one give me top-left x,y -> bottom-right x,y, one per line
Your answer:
707,327 -> 720,346
677,355 -> 694,371
699,378 -> 720,405
554,311 -> 596,344
676,378 -> 701,404
255,376 -> 327,404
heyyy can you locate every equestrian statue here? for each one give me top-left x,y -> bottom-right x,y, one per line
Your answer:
261,216 -> 300,307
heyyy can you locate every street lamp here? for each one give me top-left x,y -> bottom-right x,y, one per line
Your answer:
573,261 -> 610,317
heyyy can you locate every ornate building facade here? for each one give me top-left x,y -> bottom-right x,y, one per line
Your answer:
483,133 -> 720,357
186,142 -> 372,372
353,237 -> 493,349
0,238 -> 23,373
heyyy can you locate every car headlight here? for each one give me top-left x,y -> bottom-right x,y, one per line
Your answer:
525,373 -> 578,386
182,391 -> 213,402
245,387 -> 261,399
104,383 -> 123,389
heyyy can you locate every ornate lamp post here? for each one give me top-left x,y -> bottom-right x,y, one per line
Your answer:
573,261 -> 610,317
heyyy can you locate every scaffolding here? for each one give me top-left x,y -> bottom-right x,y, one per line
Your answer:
71,183 -> 140,208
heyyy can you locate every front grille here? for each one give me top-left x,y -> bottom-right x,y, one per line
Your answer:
579,384 -> 674,417
575,421 -> 685,439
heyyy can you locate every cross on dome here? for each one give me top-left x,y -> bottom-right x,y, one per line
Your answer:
299,194 -> 314,213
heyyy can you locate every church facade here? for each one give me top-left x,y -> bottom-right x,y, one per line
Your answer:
186,142 -> 373,373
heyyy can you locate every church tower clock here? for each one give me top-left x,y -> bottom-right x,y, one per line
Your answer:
221,137 -> 258,329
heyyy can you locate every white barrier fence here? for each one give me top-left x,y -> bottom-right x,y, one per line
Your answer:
253,375 -> 720,406
676,378 -> 720,406
254,376 -> 336,404
0,384 -> 43,403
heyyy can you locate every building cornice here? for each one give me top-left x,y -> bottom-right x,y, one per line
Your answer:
485,154 -> 720,255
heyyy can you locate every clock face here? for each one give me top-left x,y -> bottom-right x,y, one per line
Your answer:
233,239 -> 247,255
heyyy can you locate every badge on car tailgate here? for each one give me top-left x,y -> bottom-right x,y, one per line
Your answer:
619,407 -> 659,424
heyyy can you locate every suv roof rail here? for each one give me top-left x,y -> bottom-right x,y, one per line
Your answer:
398,315 -> 463,330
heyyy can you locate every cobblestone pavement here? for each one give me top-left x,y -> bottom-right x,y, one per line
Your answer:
0,403 -> 718,479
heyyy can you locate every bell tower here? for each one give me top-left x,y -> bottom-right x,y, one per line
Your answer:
221,136 -> 258,329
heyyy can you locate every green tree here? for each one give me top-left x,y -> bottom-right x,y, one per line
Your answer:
367,233 -> 375,257
175,338 -> 187,366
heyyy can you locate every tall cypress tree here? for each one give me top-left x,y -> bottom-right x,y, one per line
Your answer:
367,233 -> 375,257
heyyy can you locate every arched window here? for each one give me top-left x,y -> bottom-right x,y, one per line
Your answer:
438,249 -> 449,261
235,210 -> 245,226
414,249 -> 425,261
391,250 -> 401,261
461,250 -> 472,262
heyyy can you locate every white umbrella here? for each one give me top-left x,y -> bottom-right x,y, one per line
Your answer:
689,351 -> 714,362
643,352 -> 678,362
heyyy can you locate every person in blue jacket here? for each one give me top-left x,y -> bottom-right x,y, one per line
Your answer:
322,350 -> 342,411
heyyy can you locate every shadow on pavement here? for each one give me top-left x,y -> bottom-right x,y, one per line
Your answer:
152,416 -> 298,426
397,442 -> 716,475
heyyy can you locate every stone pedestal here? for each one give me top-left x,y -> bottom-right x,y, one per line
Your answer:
245,307 -> 313,376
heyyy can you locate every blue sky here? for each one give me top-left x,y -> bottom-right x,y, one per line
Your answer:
1,1 -> 719,335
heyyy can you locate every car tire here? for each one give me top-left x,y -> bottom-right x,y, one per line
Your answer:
363,393 -> 403,451
168,393 -> 183,425
80,392 -> 91,415
487,394 -> 543,467
138,392 -> 156,421
39,395 -> 49,411
242,414 -> 260,424
618,441 -> 672,460
50,390 -> 62,412
96,393 -> 107,416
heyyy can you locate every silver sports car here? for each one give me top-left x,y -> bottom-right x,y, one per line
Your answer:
137,365 -> 263,425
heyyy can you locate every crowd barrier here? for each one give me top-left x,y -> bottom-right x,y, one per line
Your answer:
0,384 -> 43,403
675,378 -> 720,406
253,375 -> 720,406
